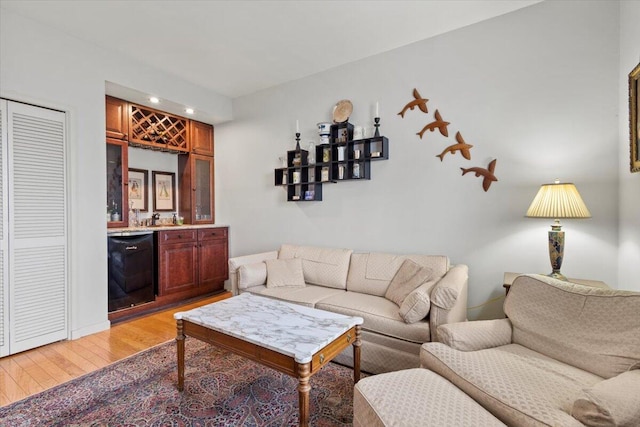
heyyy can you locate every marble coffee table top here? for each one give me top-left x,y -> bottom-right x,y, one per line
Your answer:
174,293 -> 363,363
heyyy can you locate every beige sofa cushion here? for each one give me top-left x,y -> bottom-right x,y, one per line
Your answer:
316,291 -> 430,344
571,369 -> 640,427
354,368 -> 506,427
421,342 -> 603,427
437,318 -> 513,352
265,258 -> 305,288
254,284 -> 344,308
278,244 -> 352,289
347,253 -> 449,296
506,274 -> 640,379
385,259 -> 433,306
238,262 -> 267,290
398,279 -> 437,323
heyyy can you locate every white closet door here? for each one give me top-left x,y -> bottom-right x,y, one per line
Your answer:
8,101 -> 68,354
0,100 -> 8,357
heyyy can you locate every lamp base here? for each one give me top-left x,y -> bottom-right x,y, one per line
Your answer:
547,271 -> 568,281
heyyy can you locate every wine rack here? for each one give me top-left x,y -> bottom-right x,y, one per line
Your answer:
129,104 -> 189,153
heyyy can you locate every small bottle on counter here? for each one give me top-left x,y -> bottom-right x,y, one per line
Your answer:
128,201 -> 137,228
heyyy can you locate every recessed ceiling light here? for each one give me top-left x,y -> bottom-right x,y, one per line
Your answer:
185,108 -> 195,115
149,97 -> 160,104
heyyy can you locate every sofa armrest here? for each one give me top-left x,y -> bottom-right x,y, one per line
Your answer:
437,318 -> 513,351
227,251 -> 278,294
571,369 -> 640,426
429,264 -> 468,341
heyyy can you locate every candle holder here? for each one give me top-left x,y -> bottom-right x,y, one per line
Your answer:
374,117 -> 380,137
295,132 -> 301,151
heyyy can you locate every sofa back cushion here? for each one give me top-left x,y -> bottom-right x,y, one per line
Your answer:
278,244 -> 353,289
347,252 -> 449,296
505,274 -> 640,379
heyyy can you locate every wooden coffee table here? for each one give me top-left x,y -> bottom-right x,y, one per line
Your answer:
174,293 -> 363,427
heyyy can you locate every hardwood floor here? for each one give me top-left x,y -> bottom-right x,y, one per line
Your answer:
0,293 -> 231,407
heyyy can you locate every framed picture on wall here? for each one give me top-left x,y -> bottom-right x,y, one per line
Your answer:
127,168 -> 148,211
152,171 -> 176,211
630,62 -> 640,173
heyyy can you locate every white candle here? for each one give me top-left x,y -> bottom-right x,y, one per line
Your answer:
296,120 -> 300,133
375,102 -> 379,117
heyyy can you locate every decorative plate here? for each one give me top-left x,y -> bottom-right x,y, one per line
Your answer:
333,100 -> 353,123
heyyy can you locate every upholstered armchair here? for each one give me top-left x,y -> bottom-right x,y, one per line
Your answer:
421,274 -> 640,427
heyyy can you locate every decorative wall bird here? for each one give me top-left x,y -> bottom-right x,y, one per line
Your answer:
398,88 -> 429,118
417,110 -> 450,139
460,159 -> 498,192
436,132 -> 473,161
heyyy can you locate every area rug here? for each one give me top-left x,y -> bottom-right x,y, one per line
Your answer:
1,338 -> 360,426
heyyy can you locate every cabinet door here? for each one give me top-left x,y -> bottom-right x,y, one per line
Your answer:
198,228 -> 229,292
105,96 -> 128,140
178,154 -> 214,224
106,138 -> 128,228
190,120 -> 214,156
194,155 -> 214,223
198,235 -> 228,292
158,241 -> 198,295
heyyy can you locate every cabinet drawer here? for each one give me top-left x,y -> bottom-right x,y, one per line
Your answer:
159,229 -> 197,244
198,227 -> 228,241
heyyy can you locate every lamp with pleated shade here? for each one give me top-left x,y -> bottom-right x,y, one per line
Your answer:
526,179 -> 591,280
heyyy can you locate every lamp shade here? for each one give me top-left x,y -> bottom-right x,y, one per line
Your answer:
526,181 -> 591,219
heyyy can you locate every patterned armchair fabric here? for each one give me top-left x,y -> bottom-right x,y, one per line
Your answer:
506,274 -> 640,379
421,274 -> 640,427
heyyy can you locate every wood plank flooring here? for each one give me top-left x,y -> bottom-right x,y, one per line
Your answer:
0,293 -> 231,407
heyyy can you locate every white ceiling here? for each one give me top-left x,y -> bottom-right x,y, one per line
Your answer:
1,0 -> 541,99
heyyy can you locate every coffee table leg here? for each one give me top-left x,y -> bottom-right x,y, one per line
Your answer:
176,319 -> 185,391
297,362 -> 311,427
353,325 -> 362,383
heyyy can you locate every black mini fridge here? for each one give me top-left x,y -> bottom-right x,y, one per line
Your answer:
107,231 -> 155,312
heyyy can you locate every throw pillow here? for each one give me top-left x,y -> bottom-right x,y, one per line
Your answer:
571,370 -> 640,427
266,258 -> 306,288
385,259 -> 433,307
238,262 -> 267,290
398,280 -> 436,323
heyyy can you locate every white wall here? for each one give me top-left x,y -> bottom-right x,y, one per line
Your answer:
0,0 -> 632,334
216,1 -> 621,318
618,1 -> 640,292
0,9 -> 232,337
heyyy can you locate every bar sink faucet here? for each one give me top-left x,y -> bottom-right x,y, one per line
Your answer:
151,212 -> 160,226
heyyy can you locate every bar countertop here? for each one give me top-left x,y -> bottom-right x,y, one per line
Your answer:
107,224 -> 229,236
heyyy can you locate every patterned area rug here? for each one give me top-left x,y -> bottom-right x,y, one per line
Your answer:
1,338 -> 359,426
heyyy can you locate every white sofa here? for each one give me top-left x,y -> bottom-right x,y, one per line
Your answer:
228,244 -> 469,374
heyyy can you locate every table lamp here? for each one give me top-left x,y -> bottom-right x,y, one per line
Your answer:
526,179 -> 591,280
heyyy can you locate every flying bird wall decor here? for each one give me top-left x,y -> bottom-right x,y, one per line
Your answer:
417,109 -> 449,139
436,132 -> 473,161
397,87 -> 499,192
461,159 -> 498,192
397,88 -> 429,118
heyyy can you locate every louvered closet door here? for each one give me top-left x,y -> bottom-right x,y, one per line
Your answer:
0,101 -> 8,357
8,101 -> 68,354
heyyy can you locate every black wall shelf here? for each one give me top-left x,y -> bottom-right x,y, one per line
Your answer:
275,123 -> 389,202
